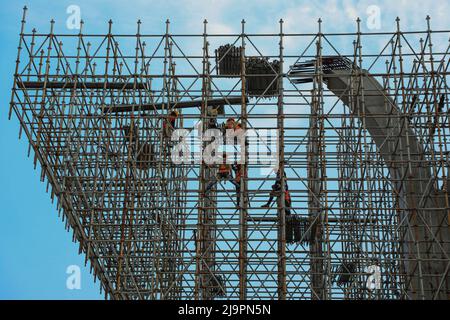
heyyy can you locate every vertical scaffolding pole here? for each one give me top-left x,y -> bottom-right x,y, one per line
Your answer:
277,19 -> 287,300
239,19 -> 248,300
9,6 -> 27,121
309,19 -> 325,300
197,19 -> 217,300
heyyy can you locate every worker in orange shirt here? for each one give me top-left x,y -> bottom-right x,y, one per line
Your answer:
205,154 -> 240,193
233,121 -> 249,150
232,163 -> 246,204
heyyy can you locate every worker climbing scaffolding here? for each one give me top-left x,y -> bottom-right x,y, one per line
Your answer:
163,110 -> 179,141
223,117 -> 244,137
225,117 -> 236,130
260,169 -> 310,245
261,170 -> 291,216
232,163 -> 245,205
222,117 -> 247,167
205,154 -> 240,193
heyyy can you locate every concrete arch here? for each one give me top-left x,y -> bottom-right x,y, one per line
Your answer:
324,68 -> 450,299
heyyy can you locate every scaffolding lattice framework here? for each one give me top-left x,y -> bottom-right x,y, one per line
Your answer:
9,7 -> 450,300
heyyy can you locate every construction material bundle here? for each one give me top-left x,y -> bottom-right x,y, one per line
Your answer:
209,274 -> 226,298
215,44 -> 242,76
215,44 -> 280,97
334,261 -> 357,286
286,216 -> 311,245
246,57 -> 280,97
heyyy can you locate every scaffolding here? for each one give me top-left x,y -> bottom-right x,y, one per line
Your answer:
9,7 -> 450,300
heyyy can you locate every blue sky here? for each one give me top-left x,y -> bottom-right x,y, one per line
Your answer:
0,0 -> 448,300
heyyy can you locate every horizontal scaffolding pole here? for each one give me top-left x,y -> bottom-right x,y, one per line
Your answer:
104,97 -> 248,113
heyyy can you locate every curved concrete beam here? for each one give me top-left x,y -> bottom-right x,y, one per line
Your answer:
325,69 -> 449,300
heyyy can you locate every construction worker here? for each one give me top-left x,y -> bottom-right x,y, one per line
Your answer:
225,117 -> 236,130
224,118 -> 244,133
163,110 -> 179,139
261,170 -> 291,215
205,154 -> 240,193
233,164 -> 243,185
222,117 -> 236,141
234,121 -> 248,147
234,122 -> 243,131
232,163 -> 245,204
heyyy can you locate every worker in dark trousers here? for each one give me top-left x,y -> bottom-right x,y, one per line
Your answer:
163,110 -> 179,140
233,121 -> 249,150
261,171 -> 291,215
205,154 -> 240,192
232,163 -> 246,205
